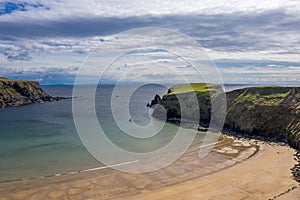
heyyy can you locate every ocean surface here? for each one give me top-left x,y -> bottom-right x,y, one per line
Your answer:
0,84 -> 253,182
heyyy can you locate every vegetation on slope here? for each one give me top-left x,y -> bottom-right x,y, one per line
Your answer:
233,86 -> 292,106
226,86 -> 300,148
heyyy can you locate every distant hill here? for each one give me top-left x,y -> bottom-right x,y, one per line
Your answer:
0,78 -> 65,108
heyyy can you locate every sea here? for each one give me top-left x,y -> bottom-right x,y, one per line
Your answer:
0,84 -> 262,182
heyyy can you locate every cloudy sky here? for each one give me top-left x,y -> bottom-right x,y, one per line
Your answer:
0,0 -> 300,85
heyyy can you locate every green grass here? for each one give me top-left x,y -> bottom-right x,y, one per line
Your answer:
234,87 -> 291,106
166,83 -> 220,95
0,78 -> 39,88
0,77 -> 36,83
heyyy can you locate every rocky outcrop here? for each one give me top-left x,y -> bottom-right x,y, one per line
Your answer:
151,83 -> 223,127
0,78 -> 66,108
146,94 -> 161,107
149,84 -> 300,149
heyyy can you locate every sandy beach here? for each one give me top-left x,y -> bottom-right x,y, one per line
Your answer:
0,136 -> 298,200
131,142 -> 299,200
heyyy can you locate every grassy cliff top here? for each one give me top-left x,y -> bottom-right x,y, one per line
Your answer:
0,77 -> 39,87
0,77 -> 38,83
232,86 -> 299,106
0,77 -> 59,108
166,83 -> 221,95
165,84 -> 299,106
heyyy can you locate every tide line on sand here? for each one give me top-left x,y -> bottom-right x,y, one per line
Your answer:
1,160 -> 140,183
3,140 -> 223,183
81,160 -> 140,172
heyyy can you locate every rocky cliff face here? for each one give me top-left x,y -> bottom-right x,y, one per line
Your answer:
225,87 -> 300,149
150,84 -> 300,149
0,78 -> 65,107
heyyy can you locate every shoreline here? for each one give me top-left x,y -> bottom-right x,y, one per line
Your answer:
0,135 -> 298,199
157,116 -> 300,184
222,129 -> 300,184
0,160 -> 138,184
0,133 -> 245,184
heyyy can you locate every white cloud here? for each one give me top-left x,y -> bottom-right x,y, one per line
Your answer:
2,0 -> 300,21
218,63 -> 300,84
207,49 -> 300,62
1,0 -> 300,84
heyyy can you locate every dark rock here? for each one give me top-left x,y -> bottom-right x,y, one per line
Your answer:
198,126 -> 208,132
147,94 -> 161,107
151,88 -> 216,127
0,78 -> 68,108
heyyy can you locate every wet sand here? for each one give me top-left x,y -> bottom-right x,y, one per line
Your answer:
0,136 -> 298,200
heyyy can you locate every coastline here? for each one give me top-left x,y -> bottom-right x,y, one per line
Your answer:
0,135 -> 298,199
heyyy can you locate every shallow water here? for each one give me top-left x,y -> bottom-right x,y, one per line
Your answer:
0,84 -> 253,182
0,85 -> 199,181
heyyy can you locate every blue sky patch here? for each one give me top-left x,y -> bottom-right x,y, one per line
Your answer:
0,2 -> 45,15
41,41 -> 72,47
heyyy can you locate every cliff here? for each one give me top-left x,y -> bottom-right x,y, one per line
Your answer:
0,78 -> 65,107
225,86 -> 300,149
150,83 -> 300,149
151,83 -> 223,127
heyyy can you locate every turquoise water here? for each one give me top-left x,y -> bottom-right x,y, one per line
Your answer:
0,85 -> 196,181
0,84 -> 254,182
0,87 -> 96,181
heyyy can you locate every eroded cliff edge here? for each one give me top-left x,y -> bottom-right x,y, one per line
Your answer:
0,77 -> 65,107
150,84 -> 300,149
225,87 -> 300,149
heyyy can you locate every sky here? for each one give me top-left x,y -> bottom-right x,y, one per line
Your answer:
0,0 -> 300,85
